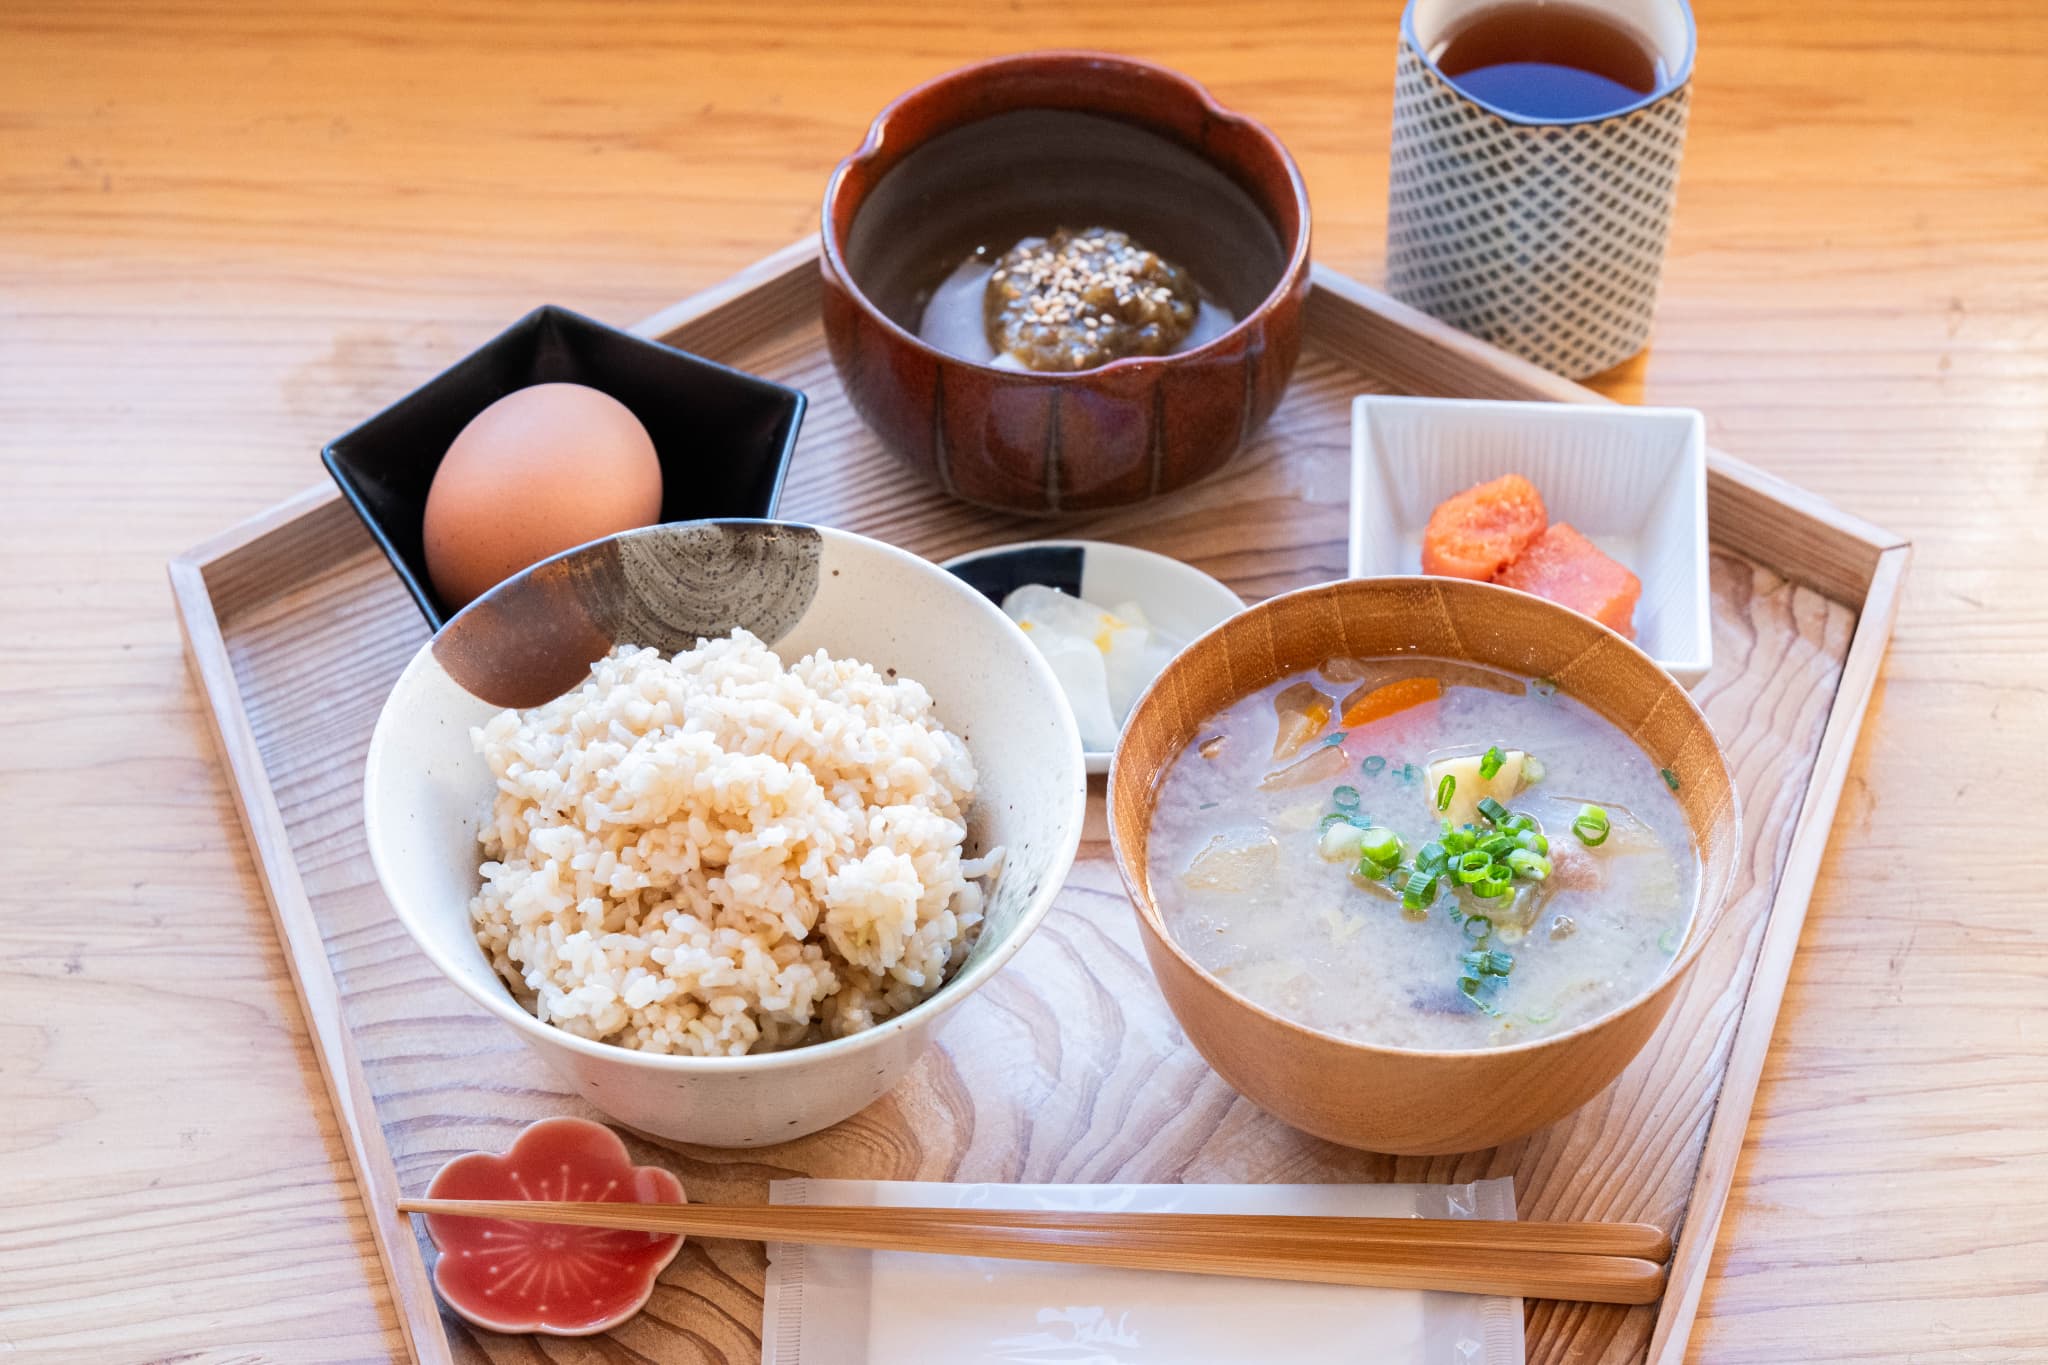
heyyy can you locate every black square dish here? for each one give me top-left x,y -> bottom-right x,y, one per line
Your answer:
321,304 -> 806,628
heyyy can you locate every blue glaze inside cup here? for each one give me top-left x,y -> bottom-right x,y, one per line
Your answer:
1449,60 -> 1652,121
1402,0 -> 1696,126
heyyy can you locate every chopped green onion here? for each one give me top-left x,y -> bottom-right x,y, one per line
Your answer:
1402,868 -> 1439,911
1454,850 -> 1494,884
1521,755 -> 1546,784
1470,867 -> 1512,899
1661,767 -> 1681,791
1435,773 -> 1456,811
1456,942 -> 1513,1015
1361,755 -> 1387,776
1505,848 -> 1551,880
1319,812 -> 1350,831
1458,976 -> 1502,1015
1416,840 -> 1450,875
1461,947 -> 1514,977
1356,826 -> 1403,869
1479,745 -> 1505,781
1463,914 -> 1492,940
1332,784 -> 1361,810
1441,828 -> 1475,856
1523,1004 -> 1559,1025
1572,803 -> 1611,847
1514,828 -> 1549,855
1477,833 -> 1515,859
1506,813 -> 1538,835
1476,796 -> 1511,826
1321,731 -> 1349,748
1401,763 -> 1423,783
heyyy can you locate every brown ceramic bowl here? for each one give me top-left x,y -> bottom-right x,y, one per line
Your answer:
1108,577 -> 1742,1155
820,51 -> 1312,514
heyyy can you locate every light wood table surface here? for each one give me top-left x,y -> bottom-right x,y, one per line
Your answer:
3,2 -> 2043,1361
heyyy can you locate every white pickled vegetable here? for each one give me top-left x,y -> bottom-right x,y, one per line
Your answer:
1002,583 -> 1185,750
1004,583 -> 1113,638
1030,632 -> 1120,751
1102,620 -> 1176,722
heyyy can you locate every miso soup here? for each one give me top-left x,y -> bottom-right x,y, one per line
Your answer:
1146,657 -> 1696,1050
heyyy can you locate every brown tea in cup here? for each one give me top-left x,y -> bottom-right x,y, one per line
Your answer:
1435,2 -> 1665,121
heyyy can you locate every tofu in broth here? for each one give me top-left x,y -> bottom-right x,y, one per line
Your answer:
1147,657 -> 1696,1049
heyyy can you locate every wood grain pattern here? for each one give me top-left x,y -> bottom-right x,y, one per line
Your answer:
170,549 -> 451,1365
1644,543 -> 1911,1365
4,0 -> 2044,1361
171,277 -> 1861,1365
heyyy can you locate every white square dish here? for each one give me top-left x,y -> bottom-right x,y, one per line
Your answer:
1349,395 -> 1712,686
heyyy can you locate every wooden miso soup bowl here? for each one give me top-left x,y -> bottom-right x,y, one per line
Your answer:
1108,576 -> 1741,1155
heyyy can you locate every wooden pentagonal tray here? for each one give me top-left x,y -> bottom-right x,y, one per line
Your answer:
171,237 -> 1907,1365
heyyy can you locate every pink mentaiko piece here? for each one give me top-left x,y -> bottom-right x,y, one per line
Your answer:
422,1116 -> 686,1336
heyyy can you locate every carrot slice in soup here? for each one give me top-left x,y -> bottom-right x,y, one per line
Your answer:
1340,676 -> 1442,728
1420,474 -> 1549,580
1493,522 -> 1641,638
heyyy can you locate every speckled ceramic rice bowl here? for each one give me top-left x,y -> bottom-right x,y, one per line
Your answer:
363,520 -> 1087,1147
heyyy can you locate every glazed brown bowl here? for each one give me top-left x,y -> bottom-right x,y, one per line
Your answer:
821,51 -> 1312,514
1108,577 -> 1742,1155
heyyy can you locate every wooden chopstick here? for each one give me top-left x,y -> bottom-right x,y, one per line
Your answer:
398,1198 -> 1669,1305
396,1200 -> 1667,1259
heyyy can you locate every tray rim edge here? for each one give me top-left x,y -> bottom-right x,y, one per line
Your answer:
169,243 -> 1912,1365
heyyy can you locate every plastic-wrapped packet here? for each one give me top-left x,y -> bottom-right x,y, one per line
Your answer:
762,1179 -> 1525,1365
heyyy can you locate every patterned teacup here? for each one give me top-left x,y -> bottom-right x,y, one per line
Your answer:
1385,0 -> 1697,378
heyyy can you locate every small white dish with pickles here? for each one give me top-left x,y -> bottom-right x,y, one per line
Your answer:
944,539 -> 1246,774
1349,395 -> 1711,686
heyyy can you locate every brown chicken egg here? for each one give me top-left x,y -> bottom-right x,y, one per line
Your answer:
422,382 -> 663,610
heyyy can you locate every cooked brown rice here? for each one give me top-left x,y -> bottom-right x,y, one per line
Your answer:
469,630 -> 996,1056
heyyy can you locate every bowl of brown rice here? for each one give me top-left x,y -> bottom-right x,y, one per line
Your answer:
362,520 -> 1087,1146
